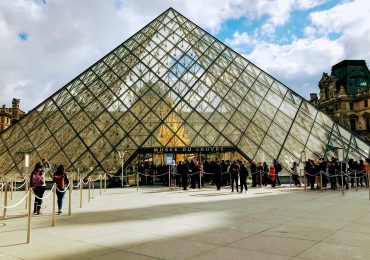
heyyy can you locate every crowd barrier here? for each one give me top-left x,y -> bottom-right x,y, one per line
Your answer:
0,173 -> 108,244
1,169 -> 370,244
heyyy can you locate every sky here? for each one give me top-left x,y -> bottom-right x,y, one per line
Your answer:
0,0 -> 369,112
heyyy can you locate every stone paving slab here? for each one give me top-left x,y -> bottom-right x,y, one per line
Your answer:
1,185 -> 370,259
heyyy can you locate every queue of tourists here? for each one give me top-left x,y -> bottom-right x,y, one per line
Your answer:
174,158 -> 283,191
28,156 -> 370,213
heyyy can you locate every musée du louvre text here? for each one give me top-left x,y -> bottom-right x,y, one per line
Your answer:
151,146 -> 230,153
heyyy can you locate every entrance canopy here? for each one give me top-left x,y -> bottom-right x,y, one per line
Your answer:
1,8 -> 369,178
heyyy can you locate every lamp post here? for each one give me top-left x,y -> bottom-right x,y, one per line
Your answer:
118,150 -> 128,187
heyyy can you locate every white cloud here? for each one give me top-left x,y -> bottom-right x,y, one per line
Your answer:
0,0 -> 368,112
225,31 -> 250,47
309,0 -> 370,35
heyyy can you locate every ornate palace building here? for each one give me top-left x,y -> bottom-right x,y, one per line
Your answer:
310,60 -> 370,142
0,98 -> 25,131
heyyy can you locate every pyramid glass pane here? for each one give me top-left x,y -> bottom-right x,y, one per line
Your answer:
1,8 -> 370,179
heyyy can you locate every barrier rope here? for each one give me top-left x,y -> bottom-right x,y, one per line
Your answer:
0,191 -> 30,209
31,186 -> 55,200
7,180 -> 27,190
55,182 -> 71,193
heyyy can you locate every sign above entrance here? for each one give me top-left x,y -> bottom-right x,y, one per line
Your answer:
139,146 -> 237,153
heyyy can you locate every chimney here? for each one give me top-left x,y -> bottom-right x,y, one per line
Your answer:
12,98 -> 20,120
310,93 -> 318,102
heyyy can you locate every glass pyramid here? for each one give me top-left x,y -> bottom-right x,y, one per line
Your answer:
1,8 -> 369,179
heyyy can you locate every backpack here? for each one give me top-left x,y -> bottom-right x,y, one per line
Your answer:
32,171 -> 44,187
54,175 -> 65,190
275,163 -> 282,172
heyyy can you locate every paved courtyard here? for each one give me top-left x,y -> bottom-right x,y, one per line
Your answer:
1,184 -> 370,259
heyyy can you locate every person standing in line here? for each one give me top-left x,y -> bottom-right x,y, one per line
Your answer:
268,165 -> 276,187
239,161 -> 248,193
229,160 -> 239,192
328,157 -> 338,190
364,158 -> 370,188
53,165 -> 69,215
214,158 -> 222,190
291,162 -> 301,186
262,162 -> 269,186
273,159 -> 282,186
30,162 -> 46,215
180,161 -> 188,190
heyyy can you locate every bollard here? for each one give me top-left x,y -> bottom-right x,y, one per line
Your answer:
10,179 -> 13,201
137,172 -> 139,191
104,174 -> 107,192
68,180 -> 72,216
3,182 -> 8,219
52,184 -> 56,227
79,179 -> 83,208
100,175 -> 102,195
199,172 -> 202,190
355,170 -> 358,192
25,180 -> 29,210
304,173 -> 307,190
92,178 -> 95,199
341,170 -> 344,196
88,178 -> 91,203
168,167 -> 171,190
27,188 -> 32,243
289,171 -> 292,189
320,171 -> 323,191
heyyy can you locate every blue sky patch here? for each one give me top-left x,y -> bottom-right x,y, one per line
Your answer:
18,32 -> 29,41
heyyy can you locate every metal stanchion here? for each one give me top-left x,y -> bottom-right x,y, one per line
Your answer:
25,180 -> 29,209
355,170 -> 358,192
52,184 -> 56,227
341,164 -> 344,196
88,178 -> 91,203
10,179 -> 13,201
289,171 -> 292,188
100,175 -> 102,195
3,182 -> 8,219
168,166 -> 171,190
104,173 -> 107,192
92,178 -> 95,199
27,188 -> 32,243
199,172 -> 202,190
68,180 -> 72,216
137,172 -> 139,191
79,179 -> 83,208
320,171 -> 323,191
304,172 -> 307,190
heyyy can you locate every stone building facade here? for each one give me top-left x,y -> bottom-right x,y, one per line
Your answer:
0,98 -> 25,131
310,60 -> 370,141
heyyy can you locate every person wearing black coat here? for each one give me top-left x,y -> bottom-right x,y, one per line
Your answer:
214,158 -> 222,190
239,161 -> 248,193
229,160 -> 239,192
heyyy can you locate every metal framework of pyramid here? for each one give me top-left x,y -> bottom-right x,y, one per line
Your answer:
1,8 -> 369,178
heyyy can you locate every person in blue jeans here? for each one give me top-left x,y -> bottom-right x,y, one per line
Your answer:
273,159 -> 282,186
53,165 -> 69,214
